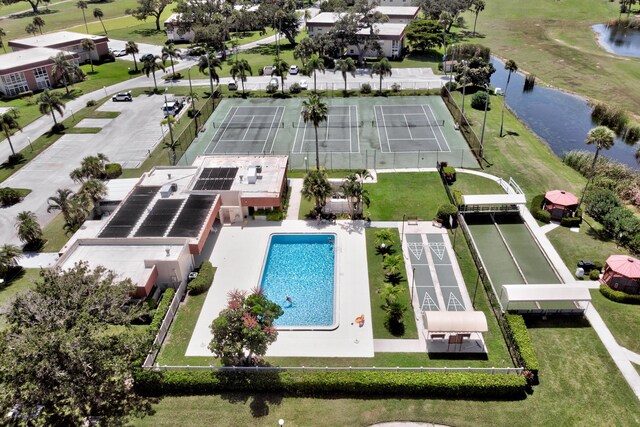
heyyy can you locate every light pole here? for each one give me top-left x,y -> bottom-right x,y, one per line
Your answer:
206,51 -> 214,96
448,44 -> 455,84
103,85 -> 107,96
479,83 -> 490,159
473,267 -> 483,308
27,136 -> 33,151
401,213 -> 406,246
187,65 -> 198,130
164,88 -> 176,163
304,156 -> 308,172
278,419 -> 284,427
460,60 -> 468,116
410,266 -> 416,310
70,108 -> 75,121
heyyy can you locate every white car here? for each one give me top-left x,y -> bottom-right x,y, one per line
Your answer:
298,79 -> 308,90
112,91 -> 132,102
289,64 -> 299,75
269,77 -> 279,89
115,49 -> 127,57
227,79 -> 238,90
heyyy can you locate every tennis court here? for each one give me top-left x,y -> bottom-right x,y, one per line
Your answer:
204,106 -> 284,154
292,105 -> 360,153
375,104 -> 449,153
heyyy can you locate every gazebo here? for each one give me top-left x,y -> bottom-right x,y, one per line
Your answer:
543,190 -> 579,220
602,255 -> 640,294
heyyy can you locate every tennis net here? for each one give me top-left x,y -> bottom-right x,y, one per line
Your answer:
374,119 -> 446,127
211,121 -> 285,129
292,120 -> 364,128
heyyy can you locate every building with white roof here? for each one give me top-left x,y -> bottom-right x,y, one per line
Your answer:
374,6 -> 419,23
9,31 -> 110,63
0,47 -> 79,96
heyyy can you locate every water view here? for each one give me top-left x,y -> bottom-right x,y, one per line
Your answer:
593,24 -> 640,58
490,57 -> 639,169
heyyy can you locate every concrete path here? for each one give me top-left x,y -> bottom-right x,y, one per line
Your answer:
624,348 -> 640,365
374,339 -> 423,352
18,252 -> 59,268
540,222 -> 560,234
286,178 -> 303,220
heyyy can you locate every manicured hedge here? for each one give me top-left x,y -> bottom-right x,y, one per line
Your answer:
134,369 -> 527,399
452,189 -> 464,207
437,203 -> 458,226
150,288 -> 175,333
529,194 -> 551,224
188,261 -> 215,295
503,314 -> 539,375
560,216 -> 582,228
600,284 -> 640,305
105,163 -> 122,179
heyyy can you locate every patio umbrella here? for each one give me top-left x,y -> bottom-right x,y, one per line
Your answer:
606,255 -> 640,279
545,190 -> 578,206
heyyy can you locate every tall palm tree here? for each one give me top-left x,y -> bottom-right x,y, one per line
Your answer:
76,0 -> 89,33
32,16 -> 45,35
64,195 -> 90,233
340,170 -> 371,219
0,28 -> 6,53
0,244 -> 22,277
198,52 -> 222,95
81,38 -> 96,73
439,11 -> 453,70
301,169 -> 332,214
229,59 -> 252,97
471,0 -> 485,37
335,57 -> 356,92
161,43 -> 181,77
142,55 -> 166,91
125,41 -> 139,72
15,211 -> 43,247
38,90 -> 66,128
79,179 -> 107,203
301,93 -> 328,170
578,126 -> 616,209
499,59 -> 518,137
272,57 -> 289,94
371,58 -> 392,94
0,113 -> 22,155
50,52 -> 83,95
162,115 -> 178,164
93,8 -> 107,35
79,154 -> 108,179
25,23 -> 38,37
47,188 -> 74,224
304,54 -> 325,93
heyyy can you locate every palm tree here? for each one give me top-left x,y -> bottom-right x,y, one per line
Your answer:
272,57 -> 289,94
301,169 -> 332,214
64,196 -> 90,233
15,211 -> 43,247
471,0 -> 486,37
47,188 -> 75,224
0,113 -> 22,155
32,16 -> 45,35
371,58 -> 392,94
0,244 -> 22,277
382,254 -> 403,283
161,43 -> 181,77
304,54 -> 325,93
79,179 -> 107,203
79,154 -> 108,179
335,58 -> 356,93
50,52 -> 83,95
93,8 -> 107,35
77,1 -> 89,33
578,126 -> 616,209
38,90 -> 65,128
142,55 -> 166,91
198,52 -> 222,95
125,41 -> 139,72
439,11 -> 453,69
0,28 -> 6,53
25,23 -> 38,37
340,170 -> 371,219
499,59 -> 518,137
162,115 -> 178,164
81,38 -> 96,73
301,93 -> 328,170
229,59 -> 252,97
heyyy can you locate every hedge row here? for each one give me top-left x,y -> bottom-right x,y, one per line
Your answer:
150,288 -> 175,333
599,284 -> 640,305
188,261 -> 215,295
134,369 -> 527,399
529,194 -> 550,224
503,314 -> 539,374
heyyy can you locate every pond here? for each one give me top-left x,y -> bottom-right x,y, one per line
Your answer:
489,57 -> 638,169
593,24 -> 640,58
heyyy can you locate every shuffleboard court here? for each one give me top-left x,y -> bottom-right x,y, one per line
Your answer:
427,234 -> 466,311
292,105 -> 359,153
204,106 -> 284,154
407,234 -> 440,311
375,104 -> 450,153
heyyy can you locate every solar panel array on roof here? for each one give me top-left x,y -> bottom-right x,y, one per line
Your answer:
193,167 -> 237,191
134,199 -> 184,237
167,195 -> 217,238
99,186 -> 160,238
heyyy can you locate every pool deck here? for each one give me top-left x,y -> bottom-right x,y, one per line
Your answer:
186,220 -> 375,358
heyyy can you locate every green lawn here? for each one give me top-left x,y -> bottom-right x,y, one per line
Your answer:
41,212 -> 71,253
590,289 -> 640,355
450,172 -> 504,195
365,173 -> 450,221
0,268 -> 40,329
365,228 -> 418,340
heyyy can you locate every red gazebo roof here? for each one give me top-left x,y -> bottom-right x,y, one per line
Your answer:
606,255 -> 640,279
545,190 -> 578,207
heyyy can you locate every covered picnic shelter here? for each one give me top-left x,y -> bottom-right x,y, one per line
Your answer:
499,284 -> 591,314
422,311 -> 488,353
603,255 -> 640,294
543,190 -> 579,220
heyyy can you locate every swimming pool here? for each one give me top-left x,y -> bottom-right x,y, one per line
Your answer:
259,233 -> 337,329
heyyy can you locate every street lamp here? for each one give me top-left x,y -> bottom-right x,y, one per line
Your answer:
164,88 -> 176,161
479,83 -> 490,159
448,44 -> 455,84
401,213 -> 406,246
27,136 -> 33,151
70,108 -> 75,121
304,156 -> 308,172
187,65 -> 198,130
103,85 -> 107,96
278,420 -> 284,426
205,51 -> 214,96
473,267 -> 483,308
460,60 -> 468,116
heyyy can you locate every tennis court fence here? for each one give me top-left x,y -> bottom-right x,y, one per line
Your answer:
440,86 -> 484,166
209,119 -> 446,129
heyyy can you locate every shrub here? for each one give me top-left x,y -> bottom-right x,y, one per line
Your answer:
7,153 -> 25,165
628,234 -> 640,255
134,369 -> 527,399
442,166 -> 456,184
529,194 -> 544,212
589,269 -> 601,280
454,43 -> 491,61
599,284 -> 640,305
0,187 -> 22,206
266,83 -> 278,94
391,82 -> 401,93
289,83 -> 302,94
188,261 -> 215,295
591,101 -> 628,133
504,314 -> 539,379
52,123 -> 65,133
533,209 -> 551,224
150,288 -> 176,333
105,163 -> 122,179
86,100 -> 97,107
436,203 -> 458,227
471,91 -> 490,110
584,188 -> 620,221
601,206 -> 640,242
452,189 -> 464,206
623,123 -> 640,144
444,81 -> 457,92
360,83 -> 372,94
560,216 -> 582,228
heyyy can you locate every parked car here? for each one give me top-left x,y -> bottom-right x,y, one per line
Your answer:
299,79 -> 308,90
289,64 -> 299,75
112,91 -> 132,102
115,49 -> 127,57
269,77 -> 279,89
162,99 -> 184,117
140,53 -> 154,62
227,79 -> 238,90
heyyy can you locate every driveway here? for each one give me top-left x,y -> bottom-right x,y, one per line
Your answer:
108,39 -> 166,63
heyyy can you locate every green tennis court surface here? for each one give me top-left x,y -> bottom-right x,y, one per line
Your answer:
182,96 -> 478,169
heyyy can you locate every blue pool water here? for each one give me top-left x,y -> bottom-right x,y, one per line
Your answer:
260,234 -> 336,327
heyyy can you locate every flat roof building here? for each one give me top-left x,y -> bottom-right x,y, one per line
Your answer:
9,31 -> 110,63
